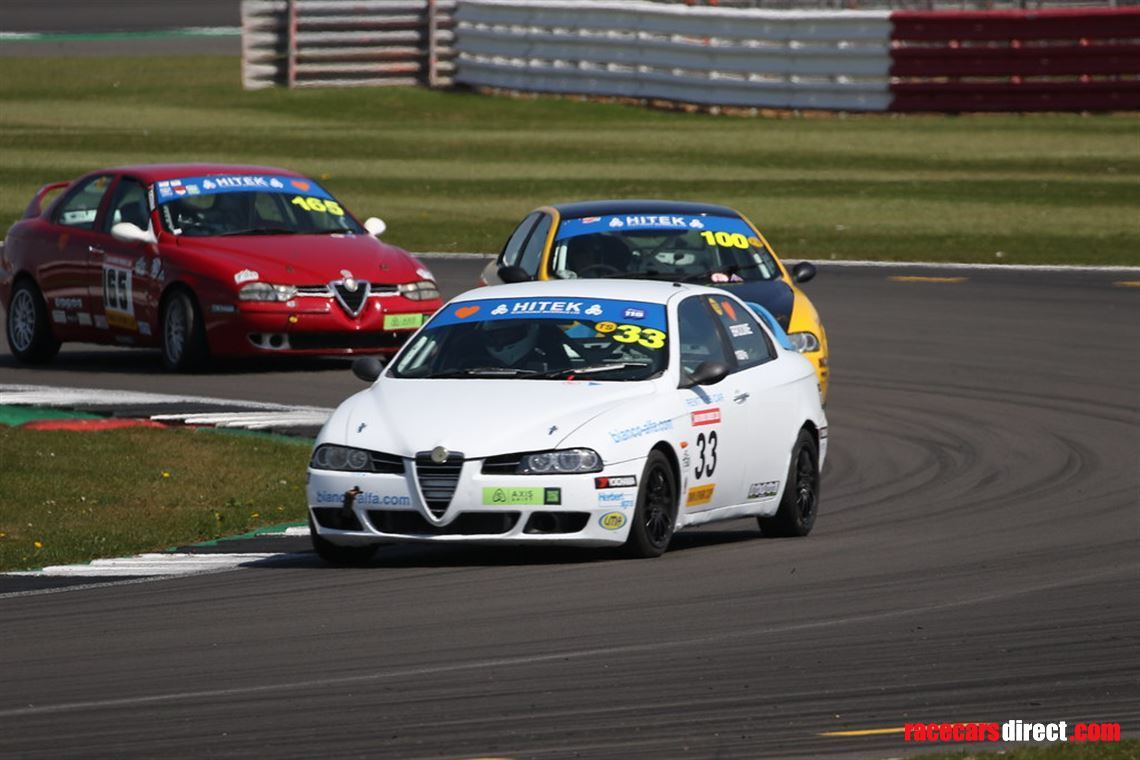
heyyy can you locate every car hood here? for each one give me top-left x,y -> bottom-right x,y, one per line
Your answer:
329,379 -> 657,459
710,279 -> 795,329
167,234 -> 422,285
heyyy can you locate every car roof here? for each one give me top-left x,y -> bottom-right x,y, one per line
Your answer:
96,164 -> 307,183
451,278 -> 725,307
551,199 -> 742,220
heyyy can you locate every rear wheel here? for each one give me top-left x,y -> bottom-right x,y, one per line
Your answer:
758,429 -> 819,538
6,279 -> 60,364
309,513 -> 377,565
160,289 -> 208,372
624,450 -> 678,558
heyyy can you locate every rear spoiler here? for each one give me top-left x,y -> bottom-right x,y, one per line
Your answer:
23,181 -> 72,219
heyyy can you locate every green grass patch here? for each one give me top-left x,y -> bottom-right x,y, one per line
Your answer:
1,56 -> 1138,264
911,739 -> 1139,760
0,425 -> 310,572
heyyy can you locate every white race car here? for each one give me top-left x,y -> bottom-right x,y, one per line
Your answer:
306,279 -> 827,562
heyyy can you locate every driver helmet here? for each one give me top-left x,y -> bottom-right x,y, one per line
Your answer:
481,320 -> 539,365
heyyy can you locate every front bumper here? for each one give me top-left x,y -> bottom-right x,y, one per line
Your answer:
306,459 -> 646,547
204,296 -> 439,357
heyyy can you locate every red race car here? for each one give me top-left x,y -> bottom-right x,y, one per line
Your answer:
0,164 -> 442,370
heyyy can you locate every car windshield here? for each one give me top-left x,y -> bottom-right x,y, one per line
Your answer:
153,174 -> 364,237
549,213 -> 781,283
391,296 -> 669,381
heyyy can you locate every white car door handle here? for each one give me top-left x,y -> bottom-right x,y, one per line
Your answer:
734,392 -> 750,405
88,245 -> 105,255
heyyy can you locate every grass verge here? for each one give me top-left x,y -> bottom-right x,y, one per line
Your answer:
1,56 -> 1138,265
910,740 -> 1139,760
0,425 -> 310,572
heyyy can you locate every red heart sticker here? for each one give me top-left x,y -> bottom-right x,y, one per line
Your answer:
455,305 -> 480,319
291,180 -> 310,191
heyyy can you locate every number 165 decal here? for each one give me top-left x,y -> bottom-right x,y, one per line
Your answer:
694,430 -> 718,479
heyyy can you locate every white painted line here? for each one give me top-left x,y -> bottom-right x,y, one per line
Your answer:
0,384 -> 332,414
8,553 -> 283,578
148,411 -> 330,428
281,526 -> 312,536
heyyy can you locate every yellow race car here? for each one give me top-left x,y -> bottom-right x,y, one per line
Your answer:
481,200 -> 829,401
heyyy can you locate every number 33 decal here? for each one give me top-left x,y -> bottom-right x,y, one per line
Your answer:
695,430 -> 717,479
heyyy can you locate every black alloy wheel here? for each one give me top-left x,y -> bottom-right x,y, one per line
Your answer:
758,429 -> 819,538
624,450 -> 678,558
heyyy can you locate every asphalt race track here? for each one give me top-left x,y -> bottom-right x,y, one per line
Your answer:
1,258 -> 1137,758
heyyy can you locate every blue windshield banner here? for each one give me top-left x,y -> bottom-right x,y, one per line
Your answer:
557,214 -> 755,240
153,175 -> 332,204
430,297 -> 667,332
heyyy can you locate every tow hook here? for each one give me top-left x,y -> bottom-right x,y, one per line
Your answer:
341,486 -> 362,523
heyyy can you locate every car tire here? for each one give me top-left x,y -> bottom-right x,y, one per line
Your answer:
5,278 -> 61,364
308,513 -> 377,565
160,288 -> 209,372
623,450 -> 678,558
758,429 -> 820,538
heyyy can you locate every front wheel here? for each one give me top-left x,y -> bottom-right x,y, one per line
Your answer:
6,279 -> 60,364
160,289 -> 209,372
309,513 -> 377,565
758,429 -> 820,538
623,450 -> 678,558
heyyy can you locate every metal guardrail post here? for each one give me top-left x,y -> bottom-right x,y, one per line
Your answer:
287,0 -> 298,88
427,0 -> 440,87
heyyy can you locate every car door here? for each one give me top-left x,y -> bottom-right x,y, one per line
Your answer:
38,173 -> 115,339
674,295 -> 748,513
93,176 -> 160,343
704,293 -> 799,507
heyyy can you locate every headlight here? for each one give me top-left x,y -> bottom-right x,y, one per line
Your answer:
239,282 -> 298,302
398,280 -> 440,301
310,444 -> 373,472
787,331 -> 821,353
518,448 -> 602,474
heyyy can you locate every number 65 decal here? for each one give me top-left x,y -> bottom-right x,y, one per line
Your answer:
695,430 -> 718,479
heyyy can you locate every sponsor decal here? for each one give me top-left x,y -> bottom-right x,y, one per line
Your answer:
735,349 -> 749,361
210,304 -> 237,314
138,322 -> 152,337
599,512 -> 627,530
721,300 -> 738,321
595,321 -> 617,333
691,408 -> 721,427
383,313 -> 425,331
315,490 -> 411,507
708,299 -> 723,316
51,309 -> 66,324
623,308 -> 645,320
102,264 -> 136,330
94,315 -> 109,330
432,297 -> 667,332
581,216 -> 600,224
134,257 -> 147,277
454,305 -> 480,319
686,484 -> 715,507
684,392 -> 724,408
729,323 -> 752,337
609,417 -> 673,443
76,312 -> 92,326
54,297 -> 82,310
153,175 -> 333,204
233,269 -> 259,285
747,481 -> 780,500
150,257 -> 164,282
598,492 -> 635,509
482,487 -> 561,507
595,475 -> 637,489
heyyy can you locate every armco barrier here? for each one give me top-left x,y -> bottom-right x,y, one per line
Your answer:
889,7 -> 1140,112
242,0 -> 456,89
242,0 -> 1140,112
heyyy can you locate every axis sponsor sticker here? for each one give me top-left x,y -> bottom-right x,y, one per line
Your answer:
686,484 -> 715,507
599,512 -> 626,530
482,486 -> 561,506
691,408 -> 721,427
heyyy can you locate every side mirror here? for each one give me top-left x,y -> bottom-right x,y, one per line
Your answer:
791,261 -> 817,284
352,356 -> 385,383
498,265 -> 532,284
363,217 -> 387,238
685,360 -> 730,388
110,222 -> 157,245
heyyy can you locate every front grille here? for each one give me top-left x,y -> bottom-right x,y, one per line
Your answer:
482,453 -> 523,475
288,331 -> 404,351
369,451 -> 405,475
368,511 -> 518,535
295,284 -> 332,297
332,280 -> 370,316
414,451 -> 464,517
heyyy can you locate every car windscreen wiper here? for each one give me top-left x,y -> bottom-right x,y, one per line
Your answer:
426,366 -> 537,379
309,228 -> 365,235
217,228 -> 298,237
527,362 -> 651,379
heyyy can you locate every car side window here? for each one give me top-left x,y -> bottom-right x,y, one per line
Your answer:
54,175 -> 113,230
518,213 -> 552,274
103,178 -> 150,232
677,295 -> 731,377
500,212 -> 540,267
705,295 -> 774,369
